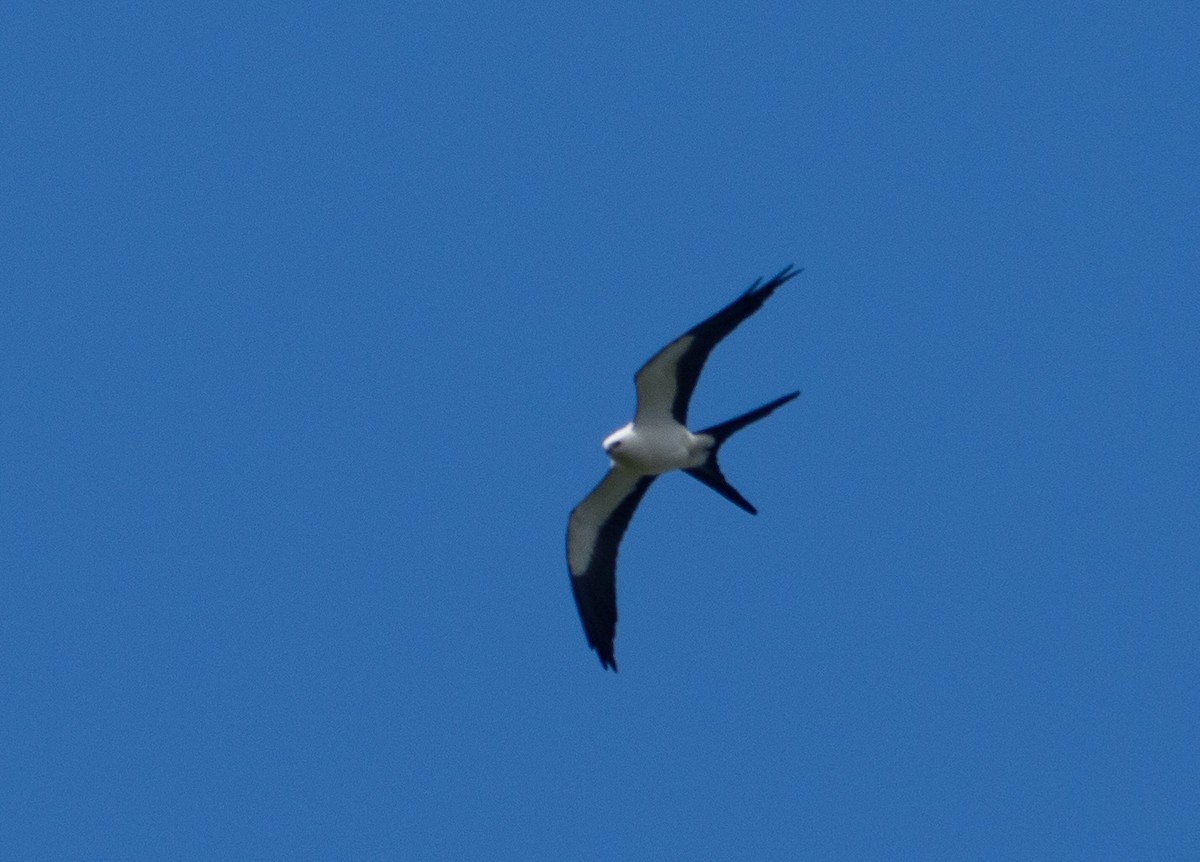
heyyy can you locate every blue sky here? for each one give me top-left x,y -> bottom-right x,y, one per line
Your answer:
3,2 -> 1198,859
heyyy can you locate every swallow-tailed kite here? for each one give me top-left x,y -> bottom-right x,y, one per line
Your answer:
567,265 -> 802,670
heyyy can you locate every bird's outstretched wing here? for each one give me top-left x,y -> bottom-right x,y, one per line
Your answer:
566,468 -> 656,670
633,265 -> 801,426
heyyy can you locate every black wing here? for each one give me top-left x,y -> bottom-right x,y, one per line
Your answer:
634,265 -> 801,426
566,468 -> 656,671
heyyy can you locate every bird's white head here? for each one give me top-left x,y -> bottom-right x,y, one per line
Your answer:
602,423 -> 635,465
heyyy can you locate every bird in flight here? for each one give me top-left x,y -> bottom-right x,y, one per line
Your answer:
566,265 -> 802,670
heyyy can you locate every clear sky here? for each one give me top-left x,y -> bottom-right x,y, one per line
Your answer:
4,3 -> 1197,859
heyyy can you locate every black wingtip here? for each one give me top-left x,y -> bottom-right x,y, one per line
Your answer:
744,264 -> 803,298
769,264 -> 803,286
599,653 -> 618,672
740,277 -> 764,297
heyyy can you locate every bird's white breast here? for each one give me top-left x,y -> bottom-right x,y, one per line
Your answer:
604,421 -> 710,475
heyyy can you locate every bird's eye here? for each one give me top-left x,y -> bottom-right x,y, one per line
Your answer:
611,441 -> 621,448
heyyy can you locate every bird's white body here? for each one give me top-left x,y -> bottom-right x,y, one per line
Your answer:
602,421 -> 713,476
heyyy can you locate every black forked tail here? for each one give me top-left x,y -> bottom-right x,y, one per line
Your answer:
685,391 -> 800,515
